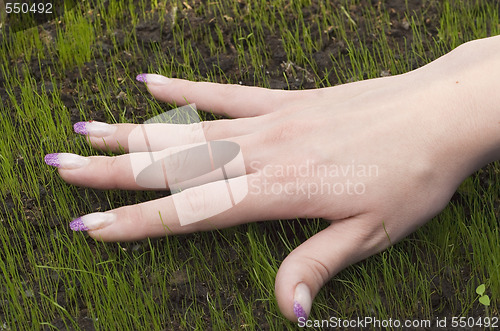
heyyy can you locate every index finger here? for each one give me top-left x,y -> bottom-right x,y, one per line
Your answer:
136,74 -> 302,117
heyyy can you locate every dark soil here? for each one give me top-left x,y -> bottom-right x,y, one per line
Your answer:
1,0 -> 499,330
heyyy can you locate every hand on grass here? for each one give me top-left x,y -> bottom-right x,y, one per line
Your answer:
45,37 -> 500,322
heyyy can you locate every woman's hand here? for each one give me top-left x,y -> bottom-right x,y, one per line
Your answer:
44,36 -> 500,322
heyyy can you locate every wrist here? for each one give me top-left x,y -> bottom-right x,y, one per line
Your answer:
409,36 -> 500,183
450,37 -> 500,169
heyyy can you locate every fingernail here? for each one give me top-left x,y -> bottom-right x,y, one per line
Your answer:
74,121 -> 117,137
136,73 -> 170,85
44,153 -> 90,169
136,73 -> 147,83
293,282 -> 311,321
70,212 -> 116,231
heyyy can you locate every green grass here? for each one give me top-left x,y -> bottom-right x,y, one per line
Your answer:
0,0 -> 499,330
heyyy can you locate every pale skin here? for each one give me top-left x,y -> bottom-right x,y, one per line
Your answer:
48,36 -> 500,321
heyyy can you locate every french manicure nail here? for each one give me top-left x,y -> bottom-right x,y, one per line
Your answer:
74,121 -> 117,137
293,282 -> 311,321
44,153 -> 90,169
136,73 -> 170,85
70,212 -> 116,231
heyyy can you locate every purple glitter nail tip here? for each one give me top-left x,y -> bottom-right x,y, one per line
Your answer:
293,301 -> 307,320
44,153 -> 60,167
70,217 -> 88,231
73,122 -> 88,135
136,73 -> 147,83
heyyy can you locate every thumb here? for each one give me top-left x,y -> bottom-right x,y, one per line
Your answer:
275,216 -> 379,322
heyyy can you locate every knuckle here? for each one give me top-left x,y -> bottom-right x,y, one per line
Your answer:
186,122 -> 205,144
163,149 -> 184,175
106,156 -> 120,189
177,186 -> 210,218
307,256 -> 332,285
200,121 -> 213,138
262,118 -> 308,144
122,204 -> 146,231
349,217 -> 393,252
